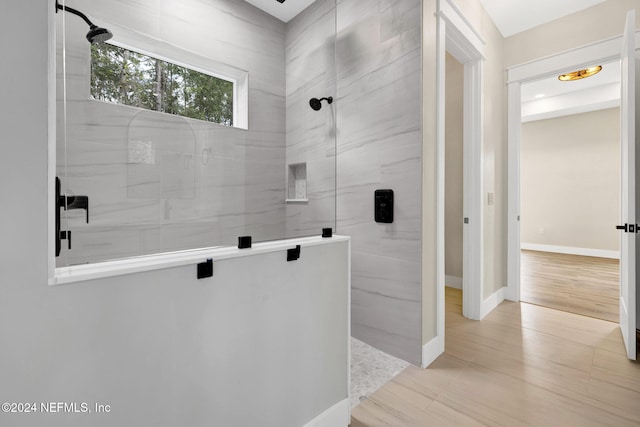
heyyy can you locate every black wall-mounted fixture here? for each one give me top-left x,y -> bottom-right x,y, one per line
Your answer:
287,245 -> 301,262
309,96 -> 333,111
55,177 -> 66,256
616,223 -> 640,233
197,258 -> 213,279
238,236 -> 252,249
374,189 -> 394,223
322,227 -> 333,238
55,177 -> 90,256
55,1 -> 113,44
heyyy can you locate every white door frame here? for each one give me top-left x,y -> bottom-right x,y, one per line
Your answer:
506,32 -> 640,302
619,10 -> 637,361
434,0 -> 485,357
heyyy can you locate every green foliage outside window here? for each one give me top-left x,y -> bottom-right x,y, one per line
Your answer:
90,43 -> 233,126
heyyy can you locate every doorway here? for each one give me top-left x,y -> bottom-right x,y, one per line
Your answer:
425,0 -> 485,368
445,52 -> 465,298
518,71 -> 621,322
436,0 -> 484,331
506,17 -> 638,360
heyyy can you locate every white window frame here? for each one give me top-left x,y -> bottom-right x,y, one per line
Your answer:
95,22 -> 248,130
93,40 -> 243,127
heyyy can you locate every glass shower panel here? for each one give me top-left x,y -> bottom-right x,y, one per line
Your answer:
56,0 -> 336,268
56,0 -> 69,269
284,0 -> 337,240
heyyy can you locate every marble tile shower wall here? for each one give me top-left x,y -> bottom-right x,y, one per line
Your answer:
56,0 -> 422,365
336,0 -> 423,365
285,0 -> 423,365
285,0 -> 337,237
56,0 -> 286,266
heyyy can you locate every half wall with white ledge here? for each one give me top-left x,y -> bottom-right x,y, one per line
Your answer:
51,236 -> 351,427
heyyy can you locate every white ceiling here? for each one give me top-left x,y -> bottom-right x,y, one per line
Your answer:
250,0 -> 608,34
245,0 -> 620,121
244,0 -> 317,23
521,60 -> 621,122
478,0 -> 607,37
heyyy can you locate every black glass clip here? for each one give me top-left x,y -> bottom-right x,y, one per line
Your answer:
238,236 -> 252,249
197,258 -> 213,279
287,245 -> 301,262
322,227 -> 333,238
59,230 -> 71,250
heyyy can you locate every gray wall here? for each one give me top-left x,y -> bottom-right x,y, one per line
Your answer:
504,0 -> 640,69
285,0 -> 337,238
521,109 -> 621,252
445,53 -> 464,281
57,0 -> 287,265
337,0 -> 423,365
1,2 -> 351,427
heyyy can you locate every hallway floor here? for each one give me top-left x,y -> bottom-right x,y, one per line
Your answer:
350,287 -> 640,426
521,250 -> 619,323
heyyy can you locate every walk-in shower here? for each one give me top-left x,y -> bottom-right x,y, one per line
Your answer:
55,0 -> 337,267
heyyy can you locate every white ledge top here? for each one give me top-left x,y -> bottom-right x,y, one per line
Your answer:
51,235 -> 349,286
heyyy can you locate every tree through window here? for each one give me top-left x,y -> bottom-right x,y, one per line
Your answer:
90,43 -> 234,126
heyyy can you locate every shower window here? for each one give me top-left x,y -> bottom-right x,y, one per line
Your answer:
91,43 -> 234,126
55,0 -> 337,270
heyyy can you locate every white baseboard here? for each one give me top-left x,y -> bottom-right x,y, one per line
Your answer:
481,287 -> 506,319
521,243 -> 619,259
302,398 -> 350,427
421,334 -> 444,368
445,275 -> 462,289
504,284 -> 518,302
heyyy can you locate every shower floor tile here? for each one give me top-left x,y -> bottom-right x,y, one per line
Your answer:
350,337 -> 410,408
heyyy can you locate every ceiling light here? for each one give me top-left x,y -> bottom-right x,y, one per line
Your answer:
535,94 -> 545,99
558,66 -> 602,81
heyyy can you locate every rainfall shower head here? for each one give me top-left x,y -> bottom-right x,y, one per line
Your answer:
86,26 -> 113,44
309,96 -> 333,111
56,1 -> 113,44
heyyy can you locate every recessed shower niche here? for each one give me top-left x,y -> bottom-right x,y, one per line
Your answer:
287,163 -> 308,202
55,0 -> 336,267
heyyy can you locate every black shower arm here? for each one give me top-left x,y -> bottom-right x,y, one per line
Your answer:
56,1 -> 97,28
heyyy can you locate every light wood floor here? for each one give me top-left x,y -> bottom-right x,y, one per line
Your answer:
521,250 -> 619,323
350,287 -> 640,427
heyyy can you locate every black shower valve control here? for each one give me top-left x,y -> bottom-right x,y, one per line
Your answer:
616,223 -> 640,233
55,177 -> 90,257
375,189 -> 394,223
60,194 -> 90,223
